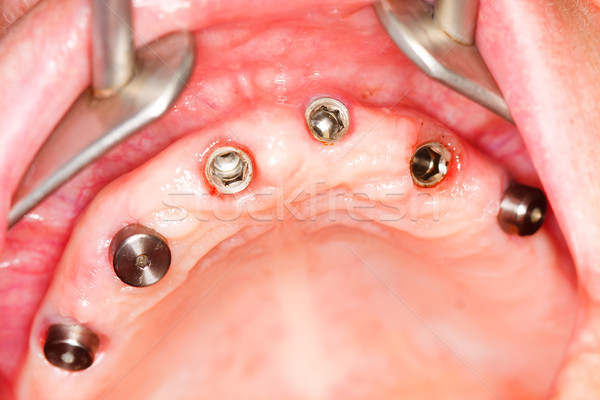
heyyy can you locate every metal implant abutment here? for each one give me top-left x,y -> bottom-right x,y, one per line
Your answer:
110,224 -> 171,287
305,97 -> 350,144
410,142 -> 451,188
43,324 -> 99,371
205,146 -> 254,194
498,183 -> 547,236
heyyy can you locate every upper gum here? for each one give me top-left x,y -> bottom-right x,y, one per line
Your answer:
39,99 -> 519,320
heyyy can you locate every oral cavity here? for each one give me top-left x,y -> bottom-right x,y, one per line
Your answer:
0,3 -> 581,399
15,98 -> 575,399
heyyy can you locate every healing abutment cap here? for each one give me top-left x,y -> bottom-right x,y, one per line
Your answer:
498,183 -> 547,236
110,224 -> 172,287
44,324 -> 100,371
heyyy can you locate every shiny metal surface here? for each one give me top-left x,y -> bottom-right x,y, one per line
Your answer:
205,147 -> 254,194
433,0 -> 479,45
498,183 -> 547,236
91,0 -> 135,97
374,0 -> 513,123
110,224 -> 171,287
410,142 -> 450,187
8,31 -> 196,228
305,97 -> 350,144
44,324 -> 99,371
213,152 -> 244,184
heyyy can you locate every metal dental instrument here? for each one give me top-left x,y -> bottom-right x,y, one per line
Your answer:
91,0 -> 136,98
374,0 -> 513,123
8,0 -> 196,228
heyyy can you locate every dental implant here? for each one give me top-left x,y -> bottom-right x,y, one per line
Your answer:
410,142 -> 451,187
305,97 -> 350,144
205,146 -> 253,194
498,183 -> 547,236
110,224 -> 171,287
43,324 -> 99,371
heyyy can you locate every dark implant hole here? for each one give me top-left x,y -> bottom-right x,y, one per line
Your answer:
411,147 -> 435,178
411,145 -> 445,183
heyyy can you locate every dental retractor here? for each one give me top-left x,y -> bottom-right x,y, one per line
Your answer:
8,0 -> 196,228
374,0 -> 513,123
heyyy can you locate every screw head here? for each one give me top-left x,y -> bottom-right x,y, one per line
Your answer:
205,147 -> 253,194
305,97 -> 350,144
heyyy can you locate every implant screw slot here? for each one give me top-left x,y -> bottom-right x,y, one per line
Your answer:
214,152 -> 244,184
205,146 -> 253,194
305,97 -> 350,143
410,142 -> 450,187
312,108 -> 343,139
135,254 -> 151,269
